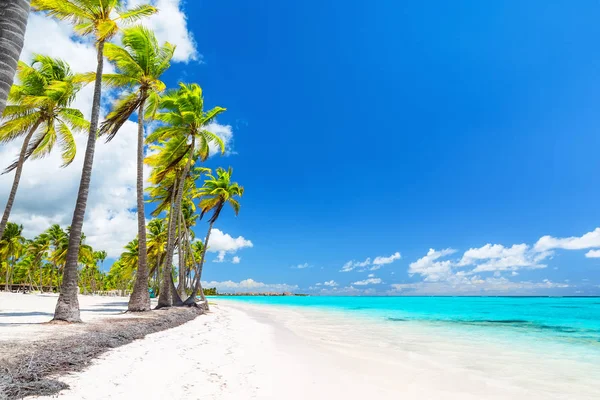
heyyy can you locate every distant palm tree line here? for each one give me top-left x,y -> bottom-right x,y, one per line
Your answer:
0,1 -> 244,322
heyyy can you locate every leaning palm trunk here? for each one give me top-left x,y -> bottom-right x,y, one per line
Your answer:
0,120 -> 42,239
157,176 -> 184,307
184,209 -> 220,306
0,0 -> 30,116
128,95 -> 151,312
157,140 -> 194,307
177,210 -> 185,297
53,41 -> 105,322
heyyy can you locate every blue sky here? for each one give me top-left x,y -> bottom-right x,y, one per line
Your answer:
171,0 -> 600,295
7,1 -> 600,295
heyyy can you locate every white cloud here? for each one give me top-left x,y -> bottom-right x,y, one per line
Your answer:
291,263 -> 310,269
534,228 -> 600,252
208,229 -> 253,253
213,251 -> 226,263
322,280 -> 338,287
339,258 -> 370,272
126,0 -> 198,62
373,252 -> 401,265
339,251 -> 401,272
585,250 -> 600,258
367,273 -> 375,278
201,279 -> 298,293
459,243 -> 552,273
232,256 -> 241,264
408,248 -> 457,282
352,278 -> 382,286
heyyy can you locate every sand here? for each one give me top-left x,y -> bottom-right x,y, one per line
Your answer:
1,293 -> 599,400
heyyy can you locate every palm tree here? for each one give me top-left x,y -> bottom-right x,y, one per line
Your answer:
148,83 -> 226,308
146,218 -> 167,293
0,56 -> 88,239
44,224 -> 66,291
0,0 -> 31,116
185,167 -> 244,305
31,0 -> 157,322
97,25 -> 174,311
0,222 -> 25,290
27,234 -> 50,291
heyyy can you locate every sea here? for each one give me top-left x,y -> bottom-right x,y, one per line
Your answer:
221,296 -> 600,363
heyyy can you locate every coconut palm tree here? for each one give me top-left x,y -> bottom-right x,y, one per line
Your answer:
31,0 -> 157,322
0,56 -> 88,239
96,25 -> 174,311
185,167 -> 244,305
148,83 -> 226,308
146,218 -> 167,293
27,234 -> 50,291
0,222 -> 25,290
0,0 -> 31,116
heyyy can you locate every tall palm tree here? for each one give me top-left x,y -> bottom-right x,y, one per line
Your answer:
185,167 -> 244,305
97,25 -> 174,311
0,0 -> 31,116
31,0 -> 157,322
148,83 -> 226,308
0,222 -> 25,290
0,56 -> 88,239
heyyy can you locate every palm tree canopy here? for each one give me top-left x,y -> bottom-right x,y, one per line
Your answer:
196,167 -> 244,224
31,0 -> 158,43
0,222 -> 26,260
147,83 -> 227,162
0,55 -> 89,172
98,25 -> 175,141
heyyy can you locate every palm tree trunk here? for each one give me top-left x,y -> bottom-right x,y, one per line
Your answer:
0,0 -> 30,116
54,40 -> 105,323
184,226 -> 207,305
128,95 -> 151,312
0,120 -> 41,239
184,216 -> 218,306
157,176 -> 178,308
157,139 -> 194,308
177,210 -> 185,297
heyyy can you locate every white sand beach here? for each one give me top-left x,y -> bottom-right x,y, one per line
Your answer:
1,293 -> 599,400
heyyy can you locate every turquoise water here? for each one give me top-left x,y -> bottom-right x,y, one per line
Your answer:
218,296 -> 600,350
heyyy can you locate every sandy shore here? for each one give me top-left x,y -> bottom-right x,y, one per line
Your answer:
1,294 -> 599,399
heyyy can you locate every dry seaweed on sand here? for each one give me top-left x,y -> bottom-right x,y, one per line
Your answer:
0,308 -> 203,400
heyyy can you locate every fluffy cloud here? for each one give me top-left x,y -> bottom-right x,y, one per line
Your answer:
459,243 -> 552,273
208,229 -> 253,253
232,256 -> 241,264
534,228 -> 600,252
352,277 -> 382,286
201,279 -> 298,293
408,248 -> 456,282
373,252 -> 401,266
585,250 -> 600,258
339,251 -> 401,272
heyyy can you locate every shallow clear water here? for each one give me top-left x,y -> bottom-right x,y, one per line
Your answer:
218,296 -> 600,358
